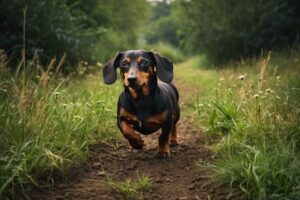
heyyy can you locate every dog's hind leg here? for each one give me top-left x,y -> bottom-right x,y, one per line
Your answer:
169,124 -> 179,147
157,118 -> 173,158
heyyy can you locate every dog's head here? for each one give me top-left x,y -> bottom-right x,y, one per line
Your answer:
103,50 -> 173,89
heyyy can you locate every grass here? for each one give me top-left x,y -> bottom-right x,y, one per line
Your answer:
107,172 -> 151,200
178,50 -> 300,199
0,56 -> 122,198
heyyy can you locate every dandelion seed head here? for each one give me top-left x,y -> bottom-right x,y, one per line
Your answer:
239,75 -> 245,81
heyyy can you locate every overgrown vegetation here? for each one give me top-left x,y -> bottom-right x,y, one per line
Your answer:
0,53 -> 121,197
187,50 -> 300,199
0,0 -> 150,67
175,0 -> 300,65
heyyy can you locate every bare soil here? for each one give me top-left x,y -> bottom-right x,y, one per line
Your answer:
29,79 -> 238,200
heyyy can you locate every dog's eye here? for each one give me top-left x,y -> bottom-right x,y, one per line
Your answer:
121,61 -> 128,66
141,59 -> 149,66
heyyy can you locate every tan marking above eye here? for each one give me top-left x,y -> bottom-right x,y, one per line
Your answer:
137,57 -> 143,63
125,57 -> 131,63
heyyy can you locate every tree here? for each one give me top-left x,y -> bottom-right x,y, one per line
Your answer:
176,0 -> 300,65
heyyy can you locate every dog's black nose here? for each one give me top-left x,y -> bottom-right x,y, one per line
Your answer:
128,77 -> 137,85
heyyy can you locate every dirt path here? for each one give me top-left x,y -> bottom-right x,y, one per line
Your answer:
31,79 -> 231,200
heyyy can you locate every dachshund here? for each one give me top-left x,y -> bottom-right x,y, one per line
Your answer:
103,50 -> 180,158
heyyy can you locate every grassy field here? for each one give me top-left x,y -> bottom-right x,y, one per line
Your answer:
1,49 -> 299,199
176,50 -> 300,199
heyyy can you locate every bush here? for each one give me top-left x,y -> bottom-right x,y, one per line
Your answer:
142,42 -> 185,63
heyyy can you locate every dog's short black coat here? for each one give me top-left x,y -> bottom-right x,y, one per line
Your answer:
103,50 -> 180,158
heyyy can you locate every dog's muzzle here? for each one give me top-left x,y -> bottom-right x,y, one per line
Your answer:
128,76 -> 140,88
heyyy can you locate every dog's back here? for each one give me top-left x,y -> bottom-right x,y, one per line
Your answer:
158,82 -> 180,123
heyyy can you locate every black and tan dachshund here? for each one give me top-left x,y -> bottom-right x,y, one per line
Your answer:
103,50 -> 180,158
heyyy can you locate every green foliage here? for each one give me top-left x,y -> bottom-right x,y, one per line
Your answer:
144,0 -> 180,46
176,0 -> 300,65
107,173 -> 151,200
0,0 -> 150,67
0,57 -> 121,197
194,51 -> 300,199
143,42 -> 185,63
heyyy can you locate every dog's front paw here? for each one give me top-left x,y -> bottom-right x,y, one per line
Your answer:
156,150 -> 170,159
128,136 -> 144,150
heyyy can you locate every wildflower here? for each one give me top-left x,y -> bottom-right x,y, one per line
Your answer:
239,75 -> 245,81
198,103 -> 204,107
218,83 -> 221,87
62,103 -> 68,108
276,76 -> 281,80
254,94 -> 259,99
266,88 -> 272,93
219,77 -> 225,81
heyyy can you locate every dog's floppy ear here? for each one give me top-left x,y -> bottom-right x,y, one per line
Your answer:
148,51 -> 173,83
103,52 -> 123,84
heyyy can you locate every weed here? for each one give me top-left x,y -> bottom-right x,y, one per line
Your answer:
107,172 -> 151,200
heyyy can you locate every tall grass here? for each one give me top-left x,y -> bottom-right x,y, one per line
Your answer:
0,54 -> 121,198
195,52 -> 300,199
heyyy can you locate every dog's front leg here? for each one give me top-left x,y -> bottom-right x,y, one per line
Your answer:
157,118 -> 173,158
118,119 -> 144,150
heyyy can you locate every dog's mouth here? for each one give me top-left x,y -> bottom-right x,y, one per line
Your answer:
128,83 -> 142,89
128,82 -> 146,90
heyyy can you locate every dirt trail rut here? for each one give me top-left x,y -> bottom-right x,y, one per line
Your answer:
33,80 -> 231,200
